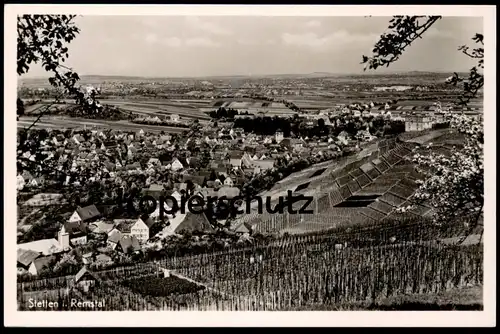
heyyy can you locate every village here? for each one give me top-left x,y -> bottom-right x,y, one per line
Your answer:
15,109 -> 369,278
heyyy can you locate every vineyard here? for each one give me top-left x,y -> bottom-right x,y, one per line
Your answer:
18,217 -> 483,311
233,137 -> 435,235
121,275 -> 204,297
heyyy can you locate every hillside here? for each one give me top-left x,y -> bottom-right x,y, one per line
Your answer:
233,129 -> 462,236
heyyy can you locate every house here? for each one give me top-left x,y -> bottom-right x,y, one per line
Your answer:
98,131 -> 107,139
187,156 -> 200,168
21,170 -> 34,183
251,159 -> 275,172
169,190 -> 183,204
174,211 -> 214,234
275,130 -> 284,143
170,114 -> 180,122
17,238 -> 65,256
68,205 -> 101,223
106,228 -> 122,250
241,153 -> 253,168
182,175 -> 206,188
95,253 -> 113,266
29,177 -> 44,188
28,255 -> 57,276
82,252 -> 94,265
170,158 -> 184,172
217,186 -> 240,199
234,177 -> 246,187
130,215 -> 161,244
280,138 -> 292,149
73,134 -> 85,145
173,183 -> 188,197
75,266 -> 98,293
229,151 -> 244,169
116,235 -> 141,254
337,131 -> 350,146
234,222 -> 253,236
356,128 -> 377,142
159,134 -> 172,142
17,248 -> 42,272
405,115 -> 434,132
17,175 -> 25,190
59,221 -> 89,248
147,158 -> 161,168
89,221 -> 115,235
125,162 -> 141,172
205,180 -> 216,188
198,187 -> 218,199
223,176 -> 234,186
142,184 -> 165,200
103,161 -> 115,172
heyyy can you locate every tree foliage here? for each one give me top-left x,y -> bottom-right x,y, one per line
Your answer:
17,15 -> 101,120
407,105 -> 483,227
363,16 -> 484,233
17,98 -> 25,116
361,16 -> 442,70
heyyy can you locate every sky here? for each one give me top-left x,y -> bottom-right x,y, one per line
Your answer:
23,16 -> 484,78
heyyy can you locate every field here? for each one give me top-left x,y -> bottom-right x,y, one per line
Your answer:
104,100 -> 212,120
17,116 -> 188,134
19,98 -> 213,131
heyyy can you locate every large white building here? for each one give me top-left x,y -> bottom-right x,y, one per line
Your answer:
405,115 -> 434,132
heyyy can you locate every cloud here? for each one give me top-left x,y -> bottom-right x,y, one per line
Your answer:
305,20 -> 321,28
145,33 -> 158,44
237,38 -> 278,46
281,31 -> 378,51
185,37 -> 221,47
185,16 -> 232,36
145,34 -> 182,47
141,19 -> 161,28
162,37 -> 183,47
237,38 -> 260,46
134,33 -> 217,48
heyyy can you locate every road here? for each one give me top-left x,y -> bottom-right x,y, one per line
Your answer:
17,116 -> 189,134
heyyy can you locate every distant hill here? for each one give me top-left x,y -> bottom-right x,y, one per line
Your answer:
18,71 -> 471,86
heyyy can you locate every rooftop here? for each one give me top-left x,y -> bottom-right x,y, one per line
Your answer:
17,238 -> 64,256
